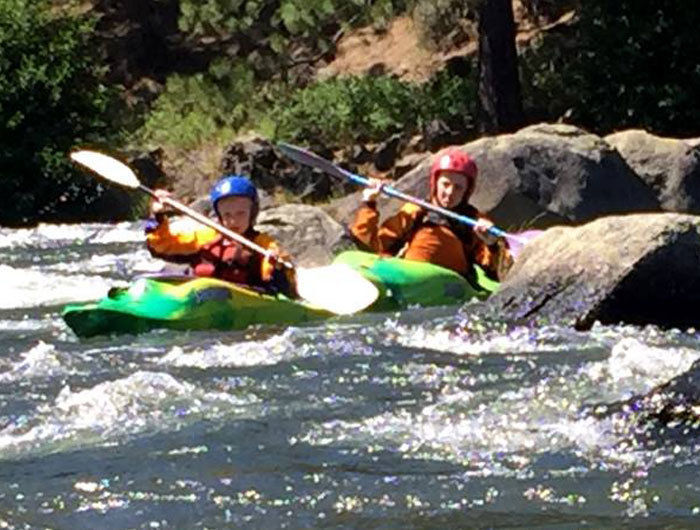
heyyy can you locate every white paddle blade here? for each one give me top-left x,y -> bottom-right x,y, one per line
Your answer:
296,263 -> 378,315
70,150 -> 140,189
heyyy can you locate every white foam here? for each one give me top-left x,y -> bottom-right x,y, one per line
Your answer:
0,371 -> 256,459
390,319 -> 586,356
0,264 -> 112,309
0,222 -> 143,249
157,330 -> 310,369
0,341 -> 69,382
42,249 -> 165,276
587,337 -> 700,396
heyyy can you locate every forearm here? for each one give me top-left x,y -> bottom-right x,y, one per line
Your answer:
350,203 -> 382,252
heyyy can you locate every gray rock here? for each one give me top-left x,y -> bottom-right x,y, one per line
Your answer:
327,123 -> 661,231
488,213 -> 700,330
467,123 -> 660,228
635,358 -> 700,428
256,204 -> 354,267
394,152 -> 429,179
421,118 -> 466,152
606,129 -> 700,213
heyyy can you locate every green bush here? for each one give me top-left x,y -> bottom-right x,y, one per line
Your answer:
271,75 -> 419,144
138,60 -> 265,149
270,71 -> 478,145
422,69 -> 478,132
178,0 -> 412,80
521,0 -> 700,136
0,0 -> 120,226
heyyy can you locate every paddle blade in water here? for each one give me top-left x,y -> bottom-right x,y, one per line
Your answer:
296,263 -> 379,315
70,150 -> 141,189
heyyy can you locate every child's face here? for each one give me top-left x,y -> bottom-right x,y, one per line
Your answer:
434,171 -> 468,208
216,196 -> 253,233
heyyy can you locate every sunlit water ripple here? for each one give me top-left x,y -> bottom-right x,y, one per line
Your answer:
0,223 -> 698,528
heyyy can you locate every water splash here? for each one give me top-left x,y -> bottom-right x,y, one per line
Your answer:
0,371 -> 256,459
0,341 -> 73,382
0,264 -> 113,309
156,329 -> 312,369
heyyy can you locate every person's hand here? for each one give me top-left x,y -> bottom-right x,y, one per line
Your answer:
362,178 -> 386,203
266,248 -> 281,267
474,218 -> 498,246
150,189 -> 172,216
261,248 -> 287,282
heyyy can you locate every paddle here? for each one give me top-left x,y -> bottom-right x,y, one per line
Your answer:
69,150 -> 379,315
277,142 -> 542,257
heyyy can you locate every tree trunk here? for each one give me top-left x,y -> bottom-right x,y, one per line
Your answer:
477,0 -> 524,133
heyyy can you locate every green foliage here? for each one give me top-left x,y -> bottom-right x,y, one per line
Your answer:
421,69 -> 478,132
179,0 -> 405,37
270,71 -> 477,144
271,75 -> 418,144
0,0 -> 120,226
138,56 -> 478,150
138,60 -> 264,149
521,0 -> 700,136
178,0 -> 410,73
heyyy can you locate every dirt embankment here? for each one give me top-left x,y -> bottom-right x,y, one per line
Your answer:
318,1 -> 575,82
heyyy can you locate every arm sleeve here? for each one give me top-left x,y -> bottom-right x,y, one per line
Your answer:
145,217 -> 219,263
350,203 -> 418,255
254,233 -> 298,297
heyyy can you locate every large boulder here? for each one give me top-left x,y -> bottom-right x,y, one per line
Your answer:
328,123 -> 661,230
606,129 -> 700,213
256,204 -> 354,266
468,123 -> 660,227
487,213 -> 700,330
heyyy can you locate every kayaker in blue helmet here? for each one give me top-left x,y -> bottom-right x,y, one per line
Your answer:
145,175 -> 296,296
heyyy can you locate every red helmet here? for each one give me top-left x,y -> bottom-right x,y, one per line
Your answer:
429,148 -> 478,201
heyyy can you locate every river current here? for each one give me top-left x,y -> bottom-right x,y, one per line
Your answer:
0,222 -> 698,528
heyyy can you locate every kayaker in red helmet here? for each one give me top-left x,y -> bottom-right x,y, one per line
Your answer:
350,148 -> 512,282
145,175 -> 296,296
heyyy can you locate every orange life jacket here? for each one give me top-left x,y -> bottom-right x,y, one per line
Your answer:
350,202 -> 511,281
191,236 -> 263,286
145,217 -> 295,294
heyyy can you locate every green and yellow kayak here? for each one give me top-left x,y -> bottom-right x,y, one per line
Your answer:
333,251 -> 498,312
62,251 -> 499,338
62,276 -> 332,338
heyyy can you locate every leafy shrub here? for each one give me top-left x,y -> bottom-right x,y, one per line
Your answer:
0,0 -> 120,226
178,0 -> 412,81
270,70 -> 478,145
521,0 -> 700,136
421,69 -> 478,132
138,60 -> 264,149
270,75 -> 419,144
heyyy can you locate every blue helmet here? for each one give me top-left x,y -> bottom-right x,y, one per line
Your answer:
210,175 -> 259,216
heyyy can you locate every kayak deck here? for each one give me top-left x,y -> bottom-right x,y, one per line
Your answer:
332,251 -> 498,312
62,276 -> 332,338
62,252 -> 499,338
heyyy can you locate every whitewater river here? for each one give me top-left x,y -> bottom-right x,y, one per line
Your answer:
0,222 -> 699,528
